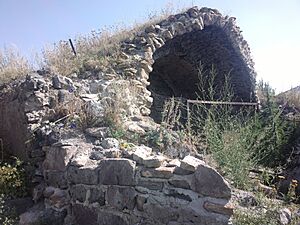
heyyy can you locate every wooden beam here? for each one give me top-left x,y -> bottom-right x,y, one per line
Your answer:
187,100 -> 258,106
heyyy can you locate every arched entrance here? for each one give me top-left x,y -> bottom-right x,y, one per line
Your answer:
147,25 -> 255,122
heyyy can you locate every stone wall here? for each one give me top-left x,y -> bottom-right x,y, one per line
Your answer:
42,139 -> 233,225
0,6 -> 259,225
109,6 -> 256,122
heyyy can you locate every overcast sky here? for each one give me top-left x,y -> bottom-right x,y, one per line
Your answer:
0,0 -> 299,93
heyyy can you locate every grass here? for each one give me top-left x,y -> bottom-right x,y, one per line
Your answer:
0,2 -> 190,82
0,46 -> 31,84
233,190 -> 300,225
41,3 -> 188,77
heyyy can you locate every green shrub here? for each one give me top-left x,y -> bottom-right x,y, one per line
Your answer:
190,66 -> 299,189
0,158 -> 27,198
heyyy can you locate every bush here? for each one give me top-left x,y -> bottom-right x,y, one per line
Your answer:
0,158 -> 27,198
190,66 -> 299,189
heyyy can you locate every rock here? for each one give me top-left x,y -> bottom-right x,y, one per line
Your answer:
97,211 -> 129,225
44,170 -> 68,189
141,166 -> 174,179
19,203 -> 66,225
29,148 -> 45,158
52,74 -> 75,91
187,7 -> 199,18
203,201 -> 234,216
67,165 -> 99,185
103,148 -> 122,158
132,145 -> 152,164
43,145 -> 76,171
72,204 -> 98,225
69,185 -> 87,203
24,92 -> 47,112
166,159 -> 181,167
48,188 -> 69,209
162,29 -> 173,40
90,151 -> 104,160
137,178 -> 164,191
107,186 -> 136,210
174,166 -> 194,175
85,127 -> 109,139
164,189 -> 192,202
180,155 -> 205,172
43,186 -> 56,198
279,208 -> 292,225
142,155 -> 166,168
136,195 -> 147,211
32,182 -> 45,203
98,158 -> 136,185
257,183 -> 276,197
191,164 -> 231,199
101,138 -> 119,149
140,60 -> 153,73
172,22 -> 185,35
128,123 -> 146,135
168,175 -> 192,189
89,80 -> 109,93
70,153 -> 89,167
70,184 -> 106,205
89,186 -> 106,205
236,190 -> 257,207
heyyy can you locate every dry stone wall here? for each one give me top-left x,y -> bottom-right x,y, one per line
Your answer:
48,143 -> 233,225
0,6 -> 259,225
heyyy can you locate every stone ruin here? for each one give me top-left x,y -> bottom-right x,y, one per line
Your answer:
0,7 -> 257,225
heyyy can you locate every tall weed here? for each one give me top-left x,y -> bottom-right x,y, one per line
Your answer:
191,66 -> 297,188
0,46 -> 31,83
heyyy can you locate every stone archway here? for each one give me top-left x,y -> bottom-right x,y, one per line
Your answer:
127,7 -> 256,122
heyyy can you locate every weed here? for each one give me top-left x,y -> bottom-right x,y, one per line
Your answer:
189,66 -> 299,189
0,46 -> 31,84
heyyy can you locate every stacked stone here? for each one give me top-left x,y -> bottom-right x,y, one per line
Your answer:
40,135 -> 232,225
110,6 -> 256,117
0,6 -> 258,224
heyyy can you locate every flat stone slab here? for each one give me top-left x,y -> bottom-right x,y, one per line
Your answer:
141,166 -> 174,179
180,155 -> 205,172
98,158 -> 136,186
191,164 -> 231,199
132,145 -> 152,164
142,155 -> 166,168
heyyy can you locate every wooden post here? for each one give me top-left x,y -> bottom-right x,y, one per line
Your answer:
69,39 -> 77,56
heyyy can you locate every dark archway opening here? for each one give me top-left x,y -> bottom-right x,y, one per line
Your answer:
148,25 -> 255,123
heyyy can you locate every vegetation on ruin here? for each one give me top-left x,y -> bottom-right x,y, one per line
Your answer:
0,157 -> 29,225
0,3 -> 186,83
0,4 -> 300,225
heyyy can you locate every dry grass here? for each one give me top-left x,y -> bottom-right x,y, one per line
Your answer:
101,79 -> 139,127
42,3 -> 188,76
0,3 -> 190,81
0,46 -> 31,84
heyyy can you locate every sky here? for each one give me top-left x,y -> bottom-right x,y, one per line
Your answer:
0,0 -> 299,93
